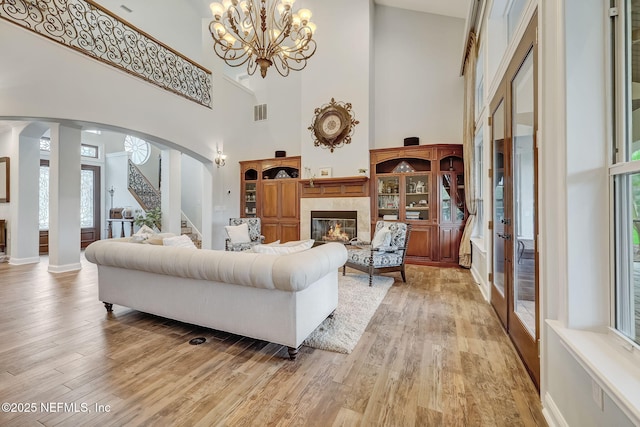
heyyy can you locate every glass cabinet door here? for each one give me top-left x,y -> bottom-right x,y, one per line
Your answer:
377,176 -> 400,220
440,173 -> 453,222
405,175 -> 429,220
440,172 -> 465,223
455,173 -> 465,221
244,182 -> 257,217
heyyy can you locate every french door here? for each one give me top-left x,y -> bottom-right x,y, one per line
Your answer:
490,13 -> 539,387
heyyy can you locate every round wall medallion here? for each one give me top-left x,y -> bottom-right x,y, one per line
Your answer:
308,98 -> 359,152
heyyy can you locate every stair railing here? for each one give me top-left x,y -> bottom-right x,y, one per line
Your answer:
127,160 -> 160,211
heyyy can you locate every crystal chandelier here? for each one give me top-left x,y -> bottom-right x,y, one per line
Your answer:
208,0 -> 317,78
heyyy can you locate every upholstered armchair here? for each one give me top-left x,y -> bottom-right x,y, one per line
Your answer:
343,221 -> 411,286
225,218 -> 265,251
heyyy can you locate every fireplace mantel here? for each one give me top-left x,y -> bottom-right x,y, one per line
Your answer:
299,176 -> 369,198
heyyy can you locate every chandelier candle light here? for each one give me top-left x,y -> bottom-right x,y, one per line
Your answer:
208,0 -> 317,78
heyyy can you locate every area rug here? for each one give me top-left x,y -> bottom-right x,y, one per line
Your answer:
303,274 -> 394,354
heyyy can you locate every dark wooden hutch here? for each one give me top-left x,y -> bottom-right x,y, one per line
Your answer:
370,144 -> 466,265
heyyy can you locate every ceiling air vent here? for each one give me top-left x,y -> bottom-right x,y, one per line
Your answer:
254,104 -> 267,122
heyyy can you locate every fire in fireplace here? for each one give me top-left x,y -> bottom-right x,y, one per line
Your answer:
311,211 -> 357,244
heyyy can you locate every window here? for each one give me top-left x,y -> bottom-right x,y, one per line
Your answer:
40,137 -> 50,152
39,163 -> 49,230
473,127 -> 484,238
507,0 -> 527,40
613,0 -> 640,345
81,144 -> 98,158
124,135 -> 150,165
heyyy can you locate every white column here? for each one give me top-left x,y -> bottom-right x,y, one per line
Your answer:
48,123 -> 82,272
160,149 -> 181,234
201,162 -> 214,249
9,124 -> 42,265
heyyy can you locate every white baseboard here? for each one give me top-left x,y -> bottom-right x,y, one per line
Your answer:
543,392 -> 569,427
470,264 -> 490,301
9,256 -> 40,265
48,262 -> 82,273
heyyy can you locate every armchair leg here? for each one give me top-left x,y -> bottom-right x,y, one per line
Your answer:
401,266 -> 406,283
343,265 -> 346,276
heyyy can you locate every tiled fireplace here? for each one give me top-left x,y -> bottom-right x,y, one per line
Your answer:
299,176 -> 371,242
311,211 -> 358,244
300,198 -> 371,242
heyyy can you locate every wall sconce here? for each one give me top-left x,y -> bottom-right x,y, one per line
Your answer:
214,150 -> 227,168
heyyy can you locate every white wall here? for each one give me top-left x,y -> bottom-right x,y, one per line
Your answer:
374,6 -> 465,148
0,19 -> 251,166
299,0 -> 372,178
181,154 -> 204,232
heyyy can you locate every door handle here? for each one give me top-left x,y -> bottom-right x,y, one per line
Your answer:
497,233 -> 512,240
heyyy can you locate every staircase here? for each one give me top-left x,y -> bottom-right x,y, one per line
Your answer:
181,219 -> 202,249
128,159 -> 202,248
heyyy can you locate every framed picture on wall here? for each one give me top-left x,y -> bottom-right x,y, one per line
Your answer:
0,157 -> 9,203
318,167 -> 332,178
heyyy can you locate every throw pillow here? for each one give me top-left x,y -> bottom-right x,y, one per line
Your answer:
224,223 -> 251,244
132,224 -> 156,242
252,239 -> 314,254
163,234 -> 197,249
143,233 -> 175,245
371,226 -> 391,249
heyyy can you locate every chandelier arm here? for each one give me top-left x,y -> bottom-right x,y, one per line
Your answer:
244,1 -> 264,56
264,1 -> 289,59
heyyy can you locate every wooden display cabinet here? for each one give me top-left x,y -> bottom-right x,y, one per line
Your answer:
370,144 -> 466,265
239,156 -> 300,243
240,161 -> 259,218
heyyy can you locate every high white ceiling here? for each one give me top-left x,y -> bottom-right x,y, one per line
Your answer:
189,0 -> 472,20
374,0 -> 471,19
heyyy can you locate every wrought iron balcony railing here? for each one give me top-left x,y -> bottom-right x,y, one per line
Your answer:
0,0 -> 212,108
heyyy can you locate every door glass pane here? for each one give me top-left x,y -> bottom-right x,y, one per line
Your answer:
512,50 -> 536,337
493,101 -> 506,297
39,165 -> 49,230
80,169 -> 94,228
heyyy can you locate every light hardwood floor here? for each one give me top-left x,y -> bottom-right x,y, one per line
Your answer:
0,256 -> 546,426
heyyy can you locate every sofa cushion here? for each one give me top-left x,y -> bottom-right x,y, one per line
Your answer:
163,234 -> 197,249
85,239 -> 348,292
252,239 -> 314,254
225,222 -> 251,244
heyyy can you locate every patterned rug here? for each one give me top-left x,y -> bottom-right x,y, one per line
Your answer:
303,273 -> 394,354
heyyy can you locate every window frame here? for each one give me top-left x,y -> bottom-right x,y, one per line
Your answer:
611,0 -> 640,348
473,125 -> 484,239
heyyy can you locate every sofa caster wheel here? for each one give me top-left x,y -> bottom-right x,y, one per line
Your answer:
103,302 -> 113,312
287,346 -> 299,360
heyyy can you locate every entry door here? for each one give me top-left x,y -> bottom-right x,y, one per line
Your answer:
39,162 -> 101,253
80,165 -> 101,248
490,13 -> 539,387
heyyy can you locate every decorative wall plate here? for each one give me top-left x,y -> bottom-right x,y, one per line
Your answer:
308,98 -> 359,152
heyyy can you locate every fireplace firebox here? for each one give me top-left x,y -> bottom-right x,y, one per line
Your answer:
311,211 -> 357,244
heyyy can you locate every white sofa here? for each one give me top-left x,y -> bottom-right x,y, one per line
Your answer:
85,239 -> 348,359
